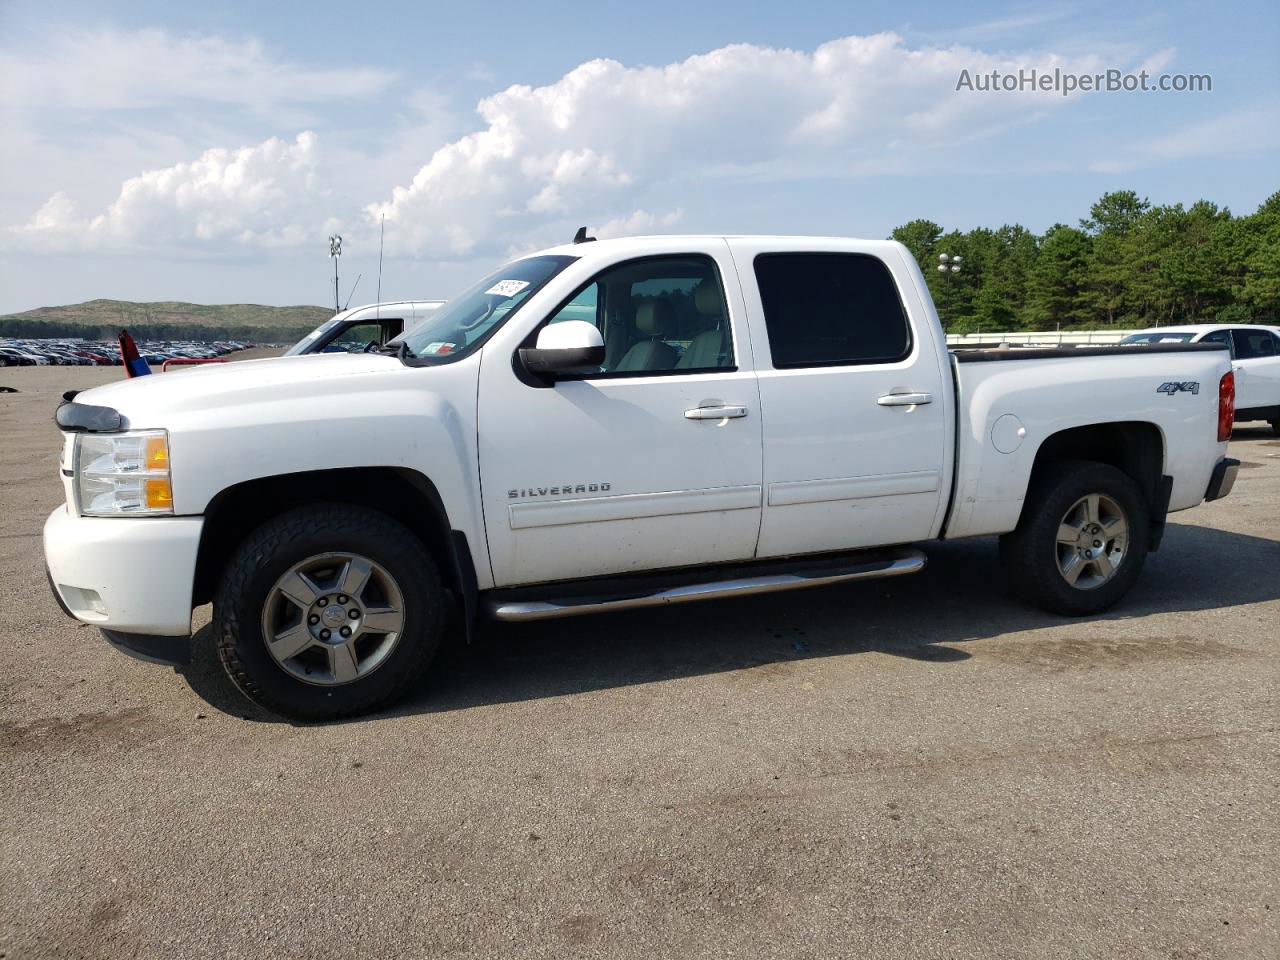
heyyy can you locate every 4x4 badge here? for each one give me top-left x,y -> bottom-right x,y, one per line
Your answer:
1156,381 -> 1200,396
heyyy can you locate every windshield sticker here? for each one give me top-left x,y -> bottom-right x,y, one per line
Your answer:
422,342 -> 458,356
484,279 -> 531,298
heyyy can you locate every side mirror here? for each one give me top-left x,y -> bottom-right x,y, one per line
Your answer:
519,320 -> 605,375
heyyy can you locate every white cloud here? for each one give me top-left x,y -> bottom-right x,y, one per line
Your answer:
366,33 -> 1110,257
1088,103 -> 1280,173
11,31 -> 1183,263
7,133 -> 324,253
0,28 -> 395,112
595,209 -> 685,239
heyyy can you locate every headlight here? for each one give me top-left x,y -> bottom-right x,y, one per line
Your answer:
74,430 -> 173,516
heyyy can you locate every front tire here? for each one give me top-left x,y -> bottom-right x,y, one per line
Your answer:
213,504 -> 446,720
999,460 -> 1150,616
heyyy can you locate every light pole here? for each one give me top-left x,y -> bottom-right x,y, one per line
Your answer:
936,253 -> 962,332
329,234 -> 343,314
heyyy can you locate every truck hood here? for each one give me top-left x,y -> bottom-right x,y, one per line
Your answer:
73,353 -> 405,425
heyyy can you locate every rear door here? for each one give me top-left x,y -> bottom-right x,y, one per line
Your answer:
730,240 -> 950,558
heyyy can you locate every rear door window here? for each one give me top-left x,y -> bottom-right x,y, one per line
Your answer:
1231,328 -> 1277,359
753,253 -> 910,368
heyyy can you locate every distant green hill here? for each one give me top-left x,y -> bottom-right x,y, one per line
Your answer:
0,299 -> 333,342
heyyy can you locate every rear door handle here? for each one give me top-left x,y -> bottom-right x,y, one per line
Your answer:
685,404 -> 748,420
877,392 -> 933,406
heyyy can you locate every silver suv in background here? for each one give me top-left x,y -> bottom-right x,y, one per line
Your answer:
286,301 -> 445,356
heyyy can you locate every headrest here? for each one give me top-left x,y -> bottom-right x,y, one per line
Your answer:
694,282 -> 722,317
635,299 -> 675,336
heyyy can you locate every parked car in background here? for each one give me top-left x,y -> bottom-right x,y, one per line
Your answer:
0,347 -> 35,365
0,346 -> 48,365
286,301 -> 445,356
0,336 -> 253,368
1122,324 -> 1280,433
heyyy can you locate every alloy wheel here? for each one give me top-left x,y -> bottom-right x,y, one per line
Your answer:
260,552 -> 405,685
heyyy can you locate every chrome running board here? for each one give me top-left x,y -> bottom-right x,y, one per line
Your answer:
487,547 -> 926,622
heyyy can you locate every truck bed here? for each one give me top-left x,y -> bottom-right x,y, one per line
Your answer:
943,342 -> 1232,541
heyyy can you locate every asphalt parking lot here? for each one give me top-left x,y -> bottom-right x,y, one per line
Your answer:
2,358 -> 1278,959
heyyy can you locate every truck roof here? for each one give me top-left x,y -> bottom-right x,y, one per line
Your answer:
527,234 -> 901,260
1134,323 -> 1280,336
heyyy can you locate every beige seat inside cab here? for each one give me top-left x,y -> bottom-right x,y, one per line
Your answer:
615,300 -> 679,372
676,282 -> 727,370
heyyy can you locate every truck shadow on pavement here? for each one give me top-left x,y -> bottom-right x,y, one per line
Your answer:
178,520 -> 1280,723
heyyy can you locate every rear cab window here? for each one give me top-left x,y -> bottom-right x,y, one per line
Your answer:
752,253 -> 911,368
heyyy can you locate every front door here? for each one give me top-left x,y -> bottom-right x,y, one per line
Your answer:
477,244 -> 763,587
730,240 -> 950,558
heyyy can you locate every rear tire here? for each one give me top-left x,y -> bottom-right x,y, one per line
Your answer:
1270,419 -> 1280,436
999,460 -> 1150,616
213,504 -> 446,721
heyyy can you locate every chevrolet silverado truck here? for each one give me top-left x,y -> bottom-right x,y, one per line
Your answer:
45,235 -> 1240,719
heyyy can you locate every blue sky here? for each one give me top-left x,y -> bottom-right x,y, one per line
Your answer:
1,0 -> 1276,312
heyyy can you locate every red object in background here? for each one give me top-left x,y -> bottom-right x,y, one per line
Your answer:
117,329 -> 151,378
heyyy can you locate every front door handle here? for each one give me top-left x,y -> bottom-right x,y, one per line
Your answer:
685,404 -> 748,420
877,392 -> 933,407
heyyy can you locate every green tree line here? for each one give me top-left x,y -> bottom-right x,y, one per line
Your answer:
892,190 -> 1280,333
0,318 -> 311,343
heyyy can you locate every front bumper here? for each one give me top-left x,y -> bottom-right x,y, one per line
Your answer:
101,628 -> 192,667
43,505 -> 203,636
1204,457 -> 1240,502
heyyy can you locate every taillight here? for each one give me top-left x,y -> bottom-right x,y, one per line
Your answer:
1218,371 -> 1235,442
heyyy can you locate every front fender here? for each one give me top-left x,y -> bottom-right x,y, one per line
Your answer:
161,359 -> 488,584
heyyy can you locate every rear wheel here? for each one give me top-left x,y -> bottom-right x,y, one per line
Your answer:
1270,419 -> 1279,436
1000,460 -> 1150,616
213,504 -> 446,720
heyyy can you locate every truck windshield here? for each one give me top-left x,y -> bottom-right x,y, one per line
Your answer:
391,255 -> 576,362
285,313 -> 347,356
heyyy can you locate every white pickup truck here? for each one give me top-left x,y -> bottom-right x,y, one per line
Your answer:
1122,323 -> 1280,433
45,234 -> 1240,719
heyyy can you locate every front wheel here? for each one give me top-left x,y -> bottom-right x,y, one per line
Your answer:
999,460 -> 1150,616
213,504 -> 446,720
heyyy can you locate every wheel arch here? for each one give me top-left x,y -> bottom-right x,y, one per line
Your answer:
1022,420 -> 1171,549
193,467 -> 478,634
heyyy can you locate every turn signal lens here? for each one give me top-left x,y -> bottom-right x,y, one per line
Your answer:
144,435 -> 169,470
1218,371 -> 1235,442
145,478 -> 173,510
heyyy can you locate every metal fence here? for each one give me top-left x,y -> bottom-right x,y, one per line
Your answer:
945,330 -> 1138,347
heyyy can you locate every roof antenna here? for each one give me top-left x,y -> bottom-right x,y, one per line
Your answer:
573,225 -> 596,244
376,214 -> 385,321
343,274 -> 362,310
